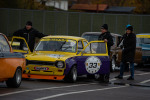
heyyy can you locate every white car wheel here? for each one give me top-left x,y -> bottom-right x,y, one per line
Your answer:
111,57 -> 116,71
64,66 -> 77,83
6,68 -> 22,88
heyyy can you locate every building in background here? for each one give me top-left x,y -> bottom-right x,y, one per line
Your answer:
105,6 -> 135,14
36,0 -> 68,11
70,4 -> 108,12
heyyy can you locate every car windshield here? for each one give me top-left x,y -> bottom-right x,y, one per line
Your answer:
137,38 -> 150,44
0,35 -> 10,52
82,34 -> 99,42
35,38 -> 77,53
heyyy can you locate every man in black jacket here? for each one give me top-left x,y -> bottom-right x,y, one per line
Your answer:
13,21 -> 45,52
98,24 -> 113,73
115,25 -> 136,80
98,24 -> 113,55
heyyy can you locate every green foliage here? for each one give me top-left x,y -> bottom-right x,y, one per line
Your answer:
119,0 -> 150,14
0,0 -> 48,10
91,0 -> 150,14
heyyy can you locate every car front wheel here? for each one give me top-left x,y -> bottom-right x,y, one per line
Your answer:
6,68 -> 22,88
99,74 -> 109,83
64,66 -> 77,83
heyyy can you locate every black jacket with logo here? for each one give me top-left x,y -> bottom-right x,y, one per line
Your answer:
13,28 -> 45,52
98,31 -> 114,55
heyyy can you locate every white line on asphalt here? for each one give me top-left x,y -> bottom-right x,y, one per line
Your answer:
134,72 -> 150,76
34,72 -> 150,100
34,86 -> 127,100
0,83 -> 96,97
0,72 -> 150,97
110,72 -> 150,81
140,79 -> 150,84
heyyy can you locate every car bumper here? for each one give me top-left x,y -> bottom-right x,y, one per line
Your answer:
22,74 -> 65,80
25,64 -> 65,76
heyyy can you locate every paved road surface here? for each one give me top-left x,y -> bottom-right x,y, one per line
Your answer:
0,67 -> 150,100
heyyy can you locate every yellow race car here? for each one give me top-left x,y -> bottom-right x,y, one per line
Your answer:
11,35 -> 110,83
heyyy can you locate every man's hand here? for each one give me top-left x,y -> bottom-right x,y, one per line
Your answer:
104,39 -> 108,42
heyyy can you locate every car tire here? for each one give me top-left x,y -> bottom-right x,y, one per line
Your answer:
64,66 -> 77,83
111,56 -> 116,72
99,74 -> 109,83
87,74 -> 100,80
6,68 -> 22,88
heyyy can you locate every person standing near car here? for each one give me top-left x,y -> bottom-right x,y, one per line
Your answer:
115,25 -> 136,80
98,24 -> 113,73
98,24 -> 113,55
13,21 -> 45,52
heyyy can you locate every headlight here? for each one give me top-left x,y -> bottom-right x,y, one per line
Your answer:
55,61 -> 64,68
26,67 -> 29,70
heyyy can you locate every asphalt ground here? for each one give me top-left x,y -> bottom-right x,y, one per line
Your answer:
0,66 -> 150,100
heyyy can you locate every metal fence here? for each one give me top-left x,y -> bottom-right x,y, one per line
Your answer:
0,8 -> 150,37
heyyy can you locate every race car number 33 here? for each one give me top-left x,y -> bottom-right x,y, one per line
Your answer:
85,56 -> 102,74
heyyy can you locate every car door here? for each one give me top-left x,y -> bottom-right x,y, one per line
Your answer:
11,36 -> 31,54
0,34 -> 11,78
75,41 -> 110,76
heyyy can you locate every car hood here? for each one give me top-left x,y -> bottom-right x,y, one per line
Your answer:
25,51 -> 77,62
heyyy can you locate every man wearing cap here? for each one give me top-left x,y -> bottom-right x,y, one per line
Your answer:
98,24 -> 113,73
115,25 -> 136,80
13,21 -> 45,52
98,24 -> 113,55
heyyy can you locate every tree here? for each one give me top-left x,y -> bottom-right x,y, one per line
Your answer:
0,0 -> 48,10
91,0 -> 150,14
119,0 -> 150,14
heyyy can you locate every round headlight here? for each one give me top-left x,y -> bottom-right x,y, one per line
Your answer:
26,67 -> 29,70
56,61 -> 64,68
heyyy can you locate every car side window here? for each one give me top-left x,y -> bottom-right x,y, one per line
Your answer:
77,41 -> 83,54
83,41 -> 88,48
0,35 -> 10,52
117,36 -> 122,47
95,43 -> 106,53
84,42 -> 106,54
112,36 -> 116,45
11,38 -> 29,51
84,44 -> 91,53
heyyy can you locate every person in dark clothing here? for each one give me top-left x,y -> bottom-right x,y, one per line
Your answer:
115,25 -> 136,80
98,24 -> 113,73
13,21 -> 45,52
98,24 -> 113,55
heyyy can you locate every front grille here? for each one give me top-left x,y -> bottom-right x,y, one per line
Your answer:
26,60 -> 55,66
142,50 -> 150,56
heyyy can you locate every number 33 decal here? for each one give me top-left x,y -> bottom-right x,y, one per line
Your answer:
85,56 -> 102,74
89,63 -> 97,68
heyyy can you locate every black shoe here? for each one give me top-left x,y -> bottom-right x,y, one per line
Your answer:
127,76 -> 134,80
115,75 -> 123,79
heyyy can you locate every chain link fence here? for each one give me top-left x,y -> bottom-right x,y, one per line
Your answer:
0,8 -> 150,37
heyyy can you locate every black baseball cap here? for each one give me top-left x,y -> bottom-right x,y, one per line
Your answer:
26,21 -> 32,26
101,24 -> 108,30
